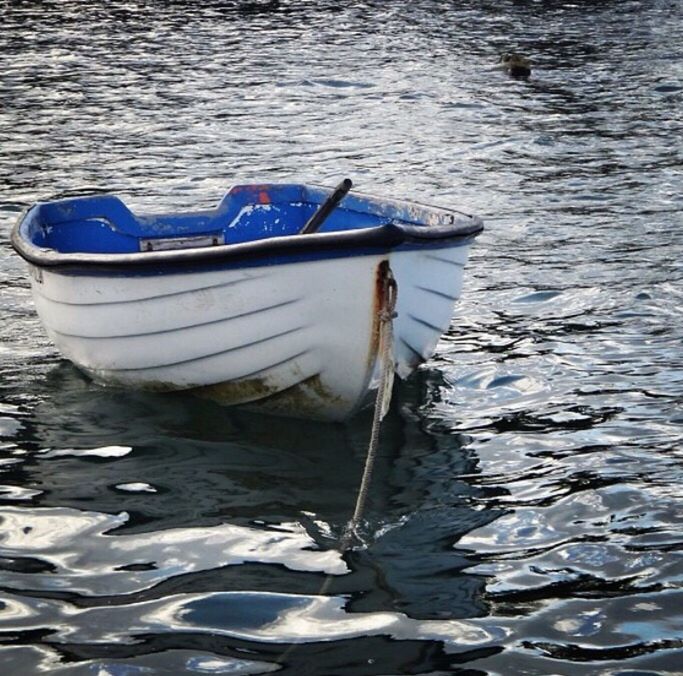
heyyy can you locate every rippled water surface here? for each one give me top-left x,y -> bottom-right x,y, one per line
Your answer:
1,1 -> 683,674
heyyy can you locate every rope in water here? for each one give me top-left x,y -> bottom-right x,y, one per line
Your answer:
340,266 -> 398,550
278,265 -> 398,664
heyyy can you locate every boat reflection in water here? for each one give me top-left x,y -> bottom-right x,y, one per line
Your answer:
3,363 -> 507,672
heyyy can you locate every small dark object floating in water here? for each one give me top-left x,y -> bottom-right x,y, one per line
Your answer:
501,53 -> 531,78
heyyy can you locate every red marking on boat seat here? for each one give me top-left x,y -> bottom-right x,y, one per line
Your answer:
258,190 -> 271,204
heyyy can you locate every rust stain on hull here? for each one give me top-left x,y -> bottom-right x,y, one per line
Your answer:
190,373 -> 350,421
190,375 -> 280,405
367,258 -> 399,373
88,370 -> 351,420
366,259 -> 391,375
244,373 -> 348,420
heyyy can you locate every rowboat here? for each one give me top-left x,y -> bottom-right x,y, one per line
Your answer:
12,181 -> 483,421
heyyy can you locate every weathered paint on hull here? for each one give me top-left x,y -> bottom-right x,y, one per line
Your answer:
29,245 -> 471,420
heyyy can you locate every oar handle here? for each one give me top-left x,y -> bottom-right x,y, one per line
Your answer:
300,178 -> 353,235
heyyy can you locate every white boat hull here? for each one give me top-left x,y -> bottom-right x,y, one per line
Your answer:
28,246 -> 470,421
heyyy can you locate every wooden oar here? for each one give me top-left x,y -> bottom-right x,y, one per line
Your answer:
299,178 -> 353,234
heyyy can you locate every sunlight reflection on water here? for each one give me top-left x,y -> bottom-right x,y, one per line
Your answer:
1,0 -> 682,673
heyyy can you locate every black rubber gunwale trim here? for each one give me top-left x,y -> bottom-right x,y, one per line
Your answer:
12,217 -> 483,272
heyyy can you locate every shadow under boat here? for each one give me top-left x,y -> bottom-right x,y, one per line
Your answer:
8,361 -> 505,621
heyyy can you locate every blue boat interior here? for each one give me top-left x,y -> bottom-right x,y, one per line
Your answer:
20,184 -> 437,255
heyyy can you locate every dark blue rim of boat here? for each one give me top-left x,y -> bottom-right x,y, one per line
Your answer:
11,190 -> 483,273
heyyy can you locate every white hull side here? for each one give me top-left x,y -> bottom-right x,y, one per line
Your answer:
390,246 -> 469,378
29,244 -> 471,420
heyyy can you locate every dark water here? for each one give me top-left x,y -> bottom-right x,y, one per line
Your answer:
1,1 -> 682,673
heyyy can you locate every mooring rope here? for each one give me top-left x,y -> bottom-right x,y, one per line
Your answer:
278,266 -> 398,665
340,266 -> 398,550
